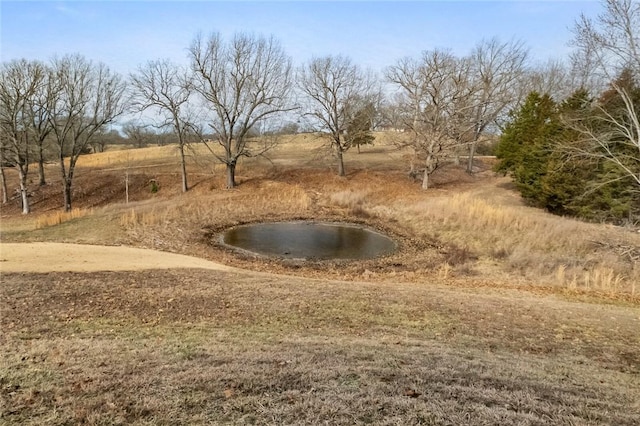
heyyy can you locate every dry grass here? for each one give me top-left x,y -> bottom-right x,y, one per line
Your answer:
2,269 -> 639,425
76,145 -> 178,168
34,208 -> 94,229
119,181 -> 312,229
396,190 -> 640,294
329,190 -> 369,209
2,134 -> 640,424
119,207 -> 167,227
2,134 -> 638,297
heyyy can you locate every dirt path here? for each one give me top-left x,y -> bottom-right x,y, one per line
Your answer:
0,242 -> 235,273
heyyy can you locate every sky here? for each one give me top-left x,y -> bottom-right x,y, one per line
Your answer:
1,0 -> 602,76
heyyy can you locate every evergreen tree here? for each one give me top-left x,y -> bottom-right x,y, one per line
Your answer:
540,88 -> 594,215
495,92 -> 560,207
580,69 -> 640,222
346,103 -> 375,153
497,77 -> 640,224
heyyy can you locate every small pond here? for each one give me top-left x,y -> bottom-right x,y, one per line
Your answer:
222,222 -> 396,260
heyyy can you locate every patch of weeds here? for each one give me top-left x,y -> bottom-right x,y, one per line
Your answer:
172,342 -> 209,361
454,264 -> 478,276
338,372 -> 361,389
149,179 -> 159,193
350,206 -> 372,218
490,246 -> 510,260
444,244 -> 476,266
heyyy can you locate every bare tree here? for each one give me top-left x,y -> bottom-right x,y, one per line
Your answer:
298,55 -> 377,176
387,57 -> 427,179
0,59 -> 47,213
89,128 -> 124,153
571,0 -> 640,87
122,122 -> 153,148
131,59 -> 195,192
526,59 -> 573,101
377,93 -> 411,132
0,133 -> 10,204
595,86 -> 640,187
561,72 -> 640,189
48,54 -> 128,211
461,38 -> 529,173
568,0 -> 640,188
189,32 -> 293,188
25,67 -> 55,186
387,50 -> 472,189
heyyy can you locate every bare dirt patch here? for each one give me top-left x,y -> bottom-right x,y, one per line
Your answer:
0,242 -> 233,273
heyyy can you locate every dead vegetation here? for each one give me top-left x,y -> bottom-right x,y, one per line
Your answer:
1,133 -> 640,424
2,269 -> 639,425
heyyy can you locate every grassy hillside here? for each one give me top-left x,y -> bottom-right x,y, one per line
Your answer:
2,132 -> 638,297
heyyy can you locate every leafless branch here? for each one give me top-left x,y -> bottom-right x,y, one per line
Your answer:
189,32 -> 294,188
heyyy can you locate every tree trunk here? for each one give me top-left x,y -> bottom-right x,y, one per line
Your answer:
59,156 -> 72,212
179,144 -> 188,193
337,148 -> 345,177
466,140 -> 477,174
226,162 -> 236,189
38,160 -> 46,185
38,144 -> 46,185
0,167 -> 7,204
63,179 -> 72,212
422,154 -> 434,190
421,169 -> 430,190
17,166 -> 30,214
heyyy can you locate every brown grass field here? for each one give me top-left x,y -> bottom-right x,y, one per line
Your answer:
1,133 -> 639,425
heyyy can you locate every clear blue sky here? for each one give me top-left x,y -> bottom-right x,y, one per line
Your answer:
1,1 -> 601,75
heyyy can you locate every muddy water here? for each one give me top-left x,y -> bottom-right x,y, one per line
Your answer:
222,222 -> 396,260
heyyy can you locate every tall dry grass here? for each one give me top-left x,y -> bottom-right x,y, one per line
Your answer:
77,146 -> 169,167
399,191 -> 639,294
119,181 -> 312,231
35,208 -> 94,229
328,190 -> 372,217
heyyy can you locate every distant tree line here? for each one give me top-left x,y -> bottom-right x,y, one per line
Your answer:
0,0 -> 637,225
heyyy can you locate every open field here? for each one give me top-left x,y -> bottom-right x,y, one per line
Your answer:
1,133 -> 639,424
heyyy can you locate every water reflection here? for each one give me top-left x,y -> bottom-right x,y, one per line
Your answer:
223,222 -> 396,260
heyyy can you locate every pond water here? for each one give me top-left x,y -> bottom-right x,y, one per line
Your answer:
222,222 -> 396,260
